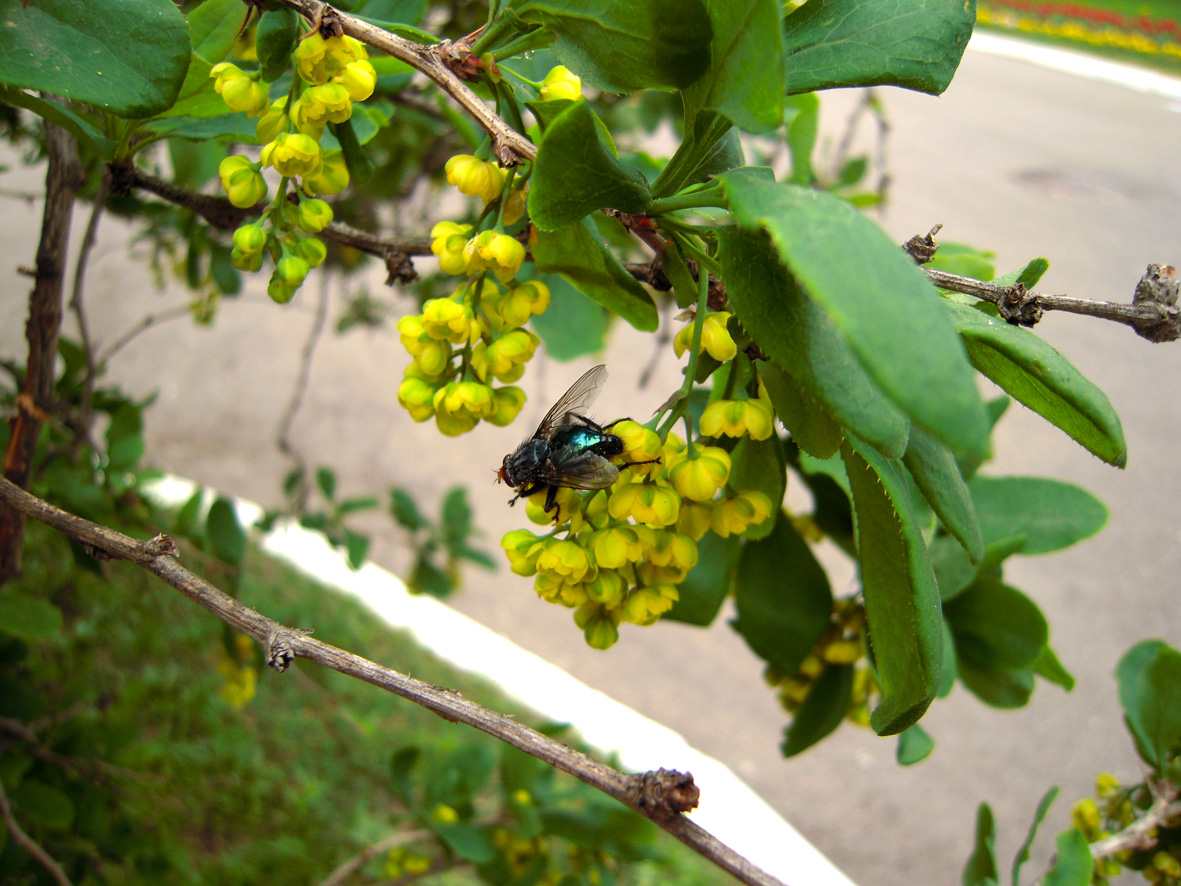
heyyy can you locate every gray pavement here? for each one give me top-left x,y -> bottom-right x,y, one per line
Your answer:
2,44 -> 1180,886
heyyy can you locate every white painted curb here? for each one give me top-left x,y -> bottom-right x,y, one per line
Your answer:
968,31 -> 1181,102
145,477 -> 857,886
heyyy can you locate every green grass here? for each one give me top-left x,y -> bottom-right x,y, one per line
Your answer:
0,521 -> 729,885
977,0 -> 1181,76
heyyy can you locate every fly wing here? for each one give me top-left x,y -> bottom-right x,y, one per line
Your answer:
541,447 -> 620,490
533,364 -> 608,441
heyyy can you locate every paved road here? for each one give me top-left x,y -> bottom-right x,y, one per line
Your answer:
2,43 -> 1179,886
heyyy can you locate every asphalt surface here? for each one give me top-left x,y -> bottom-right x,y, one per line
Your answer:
2,43 -> 1180,886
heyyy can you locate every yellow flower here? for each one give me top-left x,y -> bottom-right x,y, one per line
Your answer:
589,525 -> 645,569
645,531 -> 698,571
610,421 -> 663,479
422,297 -> 477,344
430,221 -> 474,276
539,65 -> 582,102
432,380 -> 493,436
303,151 -> 350,196
480,330 -> 539,382
607,482 -> 680,527
470,230 -> 526,282
445,154 -> 506,203
397,374 -> 439,422
337,59 -> 377,101
295,33 -> 370,85
666,446 -> 731,501
700,398 -> 775,440
493,280 -> 550,330
502,185 -> 528,226
260,131 -> 323,179
674,311 -> 737,362
620,585 -> 678,626
574,603 -> 620,649
487,385 -> 526,427
536,539 -> 594,583
710,490 -> 773,537
585,569 -> 627,607
295,198 -> 333,233
211,62 -> 270,117
526,486 -> 580,528
292,82 -> 353,134
255,97 -> 289,144
501,529 -> 544,576
675,499 -> 713,541
218,155 -> 268,208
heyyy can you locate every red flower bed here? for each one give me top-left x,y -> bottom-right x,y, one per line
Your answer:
982,0 -> 1181,40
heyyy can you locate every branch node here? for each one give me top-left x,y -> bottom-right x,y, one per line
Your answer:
902,223 -> 943,264
266,628 -> 302,672
384,250 -> 418,286
626,768 -> 700,823
139,534 -> 179,560
1131,263 -> 1180,343
995,282 -> 1044,327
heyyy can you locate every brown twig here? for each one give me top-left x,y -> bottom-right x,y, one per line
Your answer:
0,119 -> 84,584
1088,782 -> 1181,862
275,0 -> 536,166
0,476 -> 788,886
67,167 -> 111,458
0,778 -> 74,886
318,828 -> 433,886
904,226 -> 1180,342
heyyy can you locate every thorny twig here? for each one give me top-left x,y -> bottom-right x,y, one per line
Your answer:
0,476 -> 788,886
1088,781 -> 1181,862
904,225 -> 1180,343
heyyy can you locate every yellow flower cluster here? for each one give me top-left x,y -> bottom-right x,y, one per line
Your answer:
396,276 -> 549,435
1071,773 -> 1180,883
211,34 -> 377,302
674,310 -> 738,362
767,596 -> 875,725
500,423 -> 772,648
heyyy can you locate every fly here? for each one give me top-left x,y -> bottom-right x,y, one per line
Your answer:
497,364 -> 660,521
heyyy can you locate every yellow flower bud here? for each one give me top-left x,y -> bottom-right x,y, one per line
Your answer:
502,185 -> 528,226
432,380 -> 494,436
295,198 -> 333,233
255,97 -> 289,144
445,154 -> 506,203
539,65 -> 582,102
275,253 -> 310,287
590,525 -> 644,569
293,235 -> 327,268
482,329 -> 538,382
585,569 -> 627,607
676,499 -> 713,541
211,63 -> 270,117
473,230 -> 526,282
218,155 -> 268,208
607,482 -> 681,527
338,59 -> 377,101
295,33 -> 369,85
302,150 -> 350,196
610,421 -> 663,479
536,539 -> 593,583
620,585 -> 678,626
422,297 -> 476,344
674,311 -> 737,362
267,277 -> 297,304
397,374 -> 438,422
232,222 -> 267,256
430,221 -> 474,276
574,603 -> 620,649
501,529 -> 544,576
494,280 -> 550,330
293,82 -> 353,133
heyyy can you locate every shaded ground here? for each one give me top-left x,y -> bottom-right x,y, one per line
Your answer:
3,46 -> 1180,886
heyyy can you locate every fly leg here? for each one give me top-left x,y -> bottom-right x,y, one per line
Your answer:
544,485 -> 562,523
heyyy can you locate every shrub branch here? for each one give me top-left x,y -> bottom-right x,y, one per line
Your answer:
0,476 -> 789,886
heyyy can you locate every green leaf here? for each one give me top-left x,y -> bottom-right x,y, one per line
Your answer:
958,659 -> 1034,709
207,497 -> 247,567
1043,829 -> 1093,886
410,554 -> 453,596
390,488 -> 429,531
717,225 -> 909,458
903,426 -> 984,563
256,8 -> 300,82
432,820 -> 496,861
390,746 -> 421,805
529,273 -> 609,360
1033,645 -> 1075,691
969,476 -> 1107,554
0,0 -> 191,118
529,101 -> 650,230
682,0 -> 784,133
0,595 -> 64,641
651,111 -> 743,199
842,438 -> 943,735
11,780 -> 76,831
945,579 -> 1048,672
758,360 -> 842,459
1012,787 -> 1059,886
727,434 -> 786,540
1115,640 -> 1181,771
0,85 -> 115,158
188,0 -> 244,63
782,664 -> 853,756
316,467 -> 337,502
962,803 -> 999,886
721,169 -> 990,460
532,220 -> 658,331
666,531 -> 740,626
344,530 -> 369,570
509,0 -> 712,93
733,512 -> 833,675
784,92 -> 819,185
941,298 -> 1127,466
106,402 -> 145,473
441,487 -> 474,549
783,0 -> 975,97
896,723 -> 935,766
